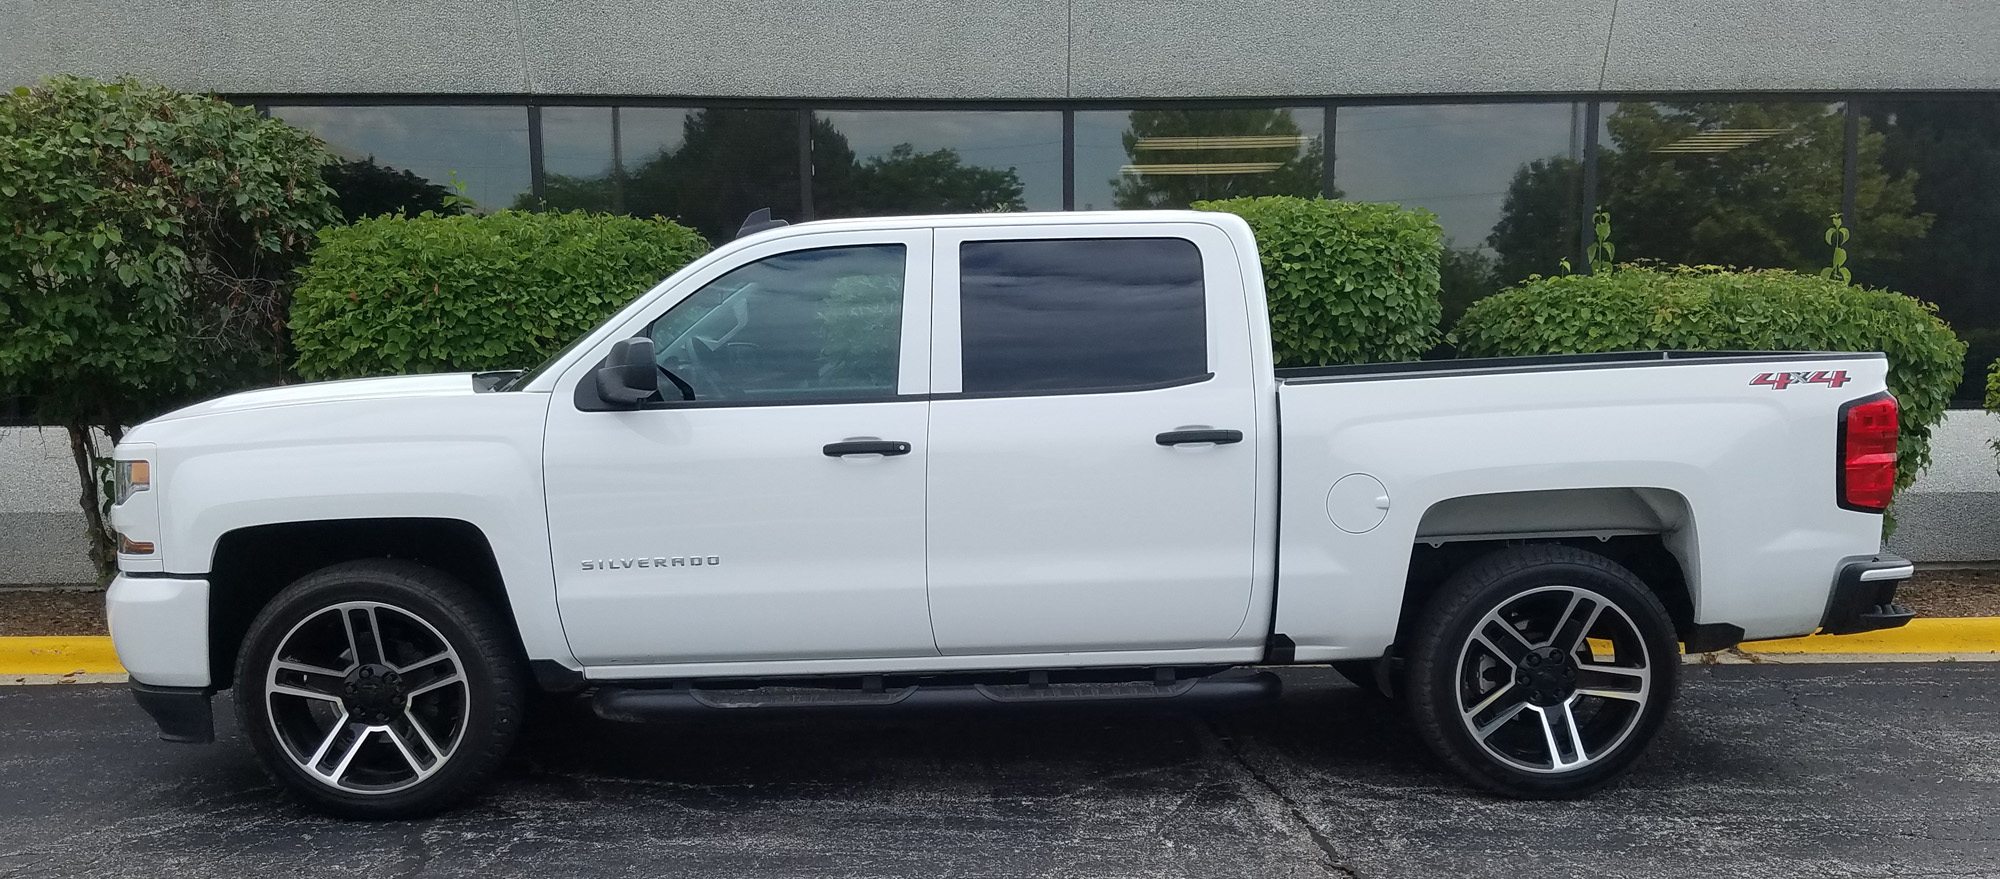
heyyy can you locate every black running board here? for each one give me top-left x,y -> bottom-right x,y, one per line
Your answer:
591,669 -> 1282,722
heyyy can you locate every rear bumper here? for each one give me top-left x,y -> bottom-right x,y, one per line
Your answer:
130,683 -> 214,744
1821,554 -> 1917,636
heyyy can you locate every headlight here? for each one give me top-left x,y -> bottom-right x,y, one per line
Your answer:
115,460 -> 150,505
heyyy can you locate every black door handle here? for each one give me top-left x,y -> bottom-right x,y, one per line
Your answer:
1156,429 -> 1244,446
823,440 -> 913,457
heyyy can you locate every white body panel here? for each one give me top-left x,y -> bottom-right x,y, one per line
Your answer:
1272,355 -> 1891,659
115,379 -> 571,667
105,210 -> 1886,687
922,222 -> 1272,655
105,574 -> 210,687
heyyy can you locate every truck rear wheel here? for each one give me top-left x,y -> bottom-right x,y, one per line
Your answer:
233,559 -> 525,819
1404,544 -> 1678,798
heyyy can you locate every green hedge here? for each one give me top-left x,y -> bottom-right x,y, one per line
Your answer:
1194,196 -> 1443,367
1453,266 -> 1966,492
292,210 -> 709,380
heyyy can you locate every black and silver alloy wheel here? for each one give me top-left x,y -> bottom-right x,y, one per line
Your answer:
1406,544 -> 1679,799
1456,585 -> 1651,774
235,560 -> 524,819
264,601 -> 469,795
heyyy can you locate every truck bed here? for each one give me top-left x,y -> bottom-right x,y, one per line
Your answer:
1267,348 -> 1891,662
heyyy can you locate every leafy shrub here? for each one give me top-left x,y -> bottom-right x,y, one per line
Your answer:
292,210 -> 710,380
1453,266 -> 1966,492
1,75 -> 337,577
1193,196 -> 1443,366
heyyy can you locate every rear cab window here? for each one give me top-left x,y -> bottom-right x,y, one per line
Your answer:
957,238 -> 1208,395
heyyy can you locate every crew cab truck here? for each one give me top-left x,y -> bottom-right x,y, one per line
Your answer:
106,210 -> 1916,818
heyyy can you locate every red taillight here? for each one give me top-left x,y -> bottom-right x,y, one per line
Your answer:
1839,394 -> 1898,512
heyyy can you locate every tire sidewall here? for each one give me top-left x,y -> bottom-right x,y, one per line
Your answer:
1408,549 -> 1680,798
234,565 -> 521,819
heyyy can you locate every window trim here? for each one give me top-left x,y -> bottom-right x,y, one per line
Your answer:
935,228 -> 1220,399
560,229 -> 934,410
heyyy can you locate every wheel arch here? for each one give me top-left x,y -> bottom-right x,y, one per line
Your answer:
1397,488 -> 1701,650
206,517 -> 516,690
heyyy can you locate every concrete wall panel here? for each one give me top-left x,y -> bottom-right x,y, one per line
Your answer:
1066,0 -> 1615,99
6,0 -> 1998,98
1603,0 -> 2000,93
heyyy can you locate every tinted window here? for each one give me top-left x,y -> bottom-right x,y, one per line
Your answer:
959,238 -> 1206,394
647,245 -> 906,403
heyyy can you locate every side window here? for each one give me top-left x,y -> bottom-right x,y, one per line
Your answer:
646,244 -> 906,403
959,238 -> 1207,394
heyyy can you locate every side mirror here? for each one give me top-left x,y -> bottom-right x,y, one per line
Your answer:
594,338 -> 658,407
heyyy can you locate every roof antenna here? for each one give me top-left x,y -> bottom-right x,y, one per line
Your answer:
736,208 -> 789,239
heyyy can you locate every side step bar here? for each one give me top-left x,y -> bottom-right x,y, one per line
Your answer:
592,669 -> 1282,722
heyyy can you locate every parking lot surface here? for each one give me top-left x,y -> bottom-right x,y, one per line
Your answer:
2,664 -> 1996,878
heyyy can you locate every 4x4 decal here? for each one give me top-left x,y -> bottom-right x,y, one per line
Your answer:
1751,370 -> 1850,390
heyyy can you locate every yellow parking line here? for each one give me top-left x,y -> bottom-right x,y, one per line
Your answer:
1740,618 -> 2000,654
2,621 -> 1998,676
0,637 -> 124,675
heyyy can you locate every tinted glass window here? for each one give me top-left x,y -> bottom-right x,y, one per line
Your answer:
959,238 -> 1206,394
267,106 -> 530,218
1073,108 -> 1326,211
648,245 -> 906,403
813,110 -> 1063,215
1337,103 -> 1586,324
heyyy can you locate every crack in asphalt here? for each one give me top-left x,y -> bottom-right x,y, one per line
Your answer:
1201,717 -> 1361,879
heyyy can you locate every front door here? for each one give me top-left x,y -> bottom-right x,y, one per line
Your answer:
923,224 -> 1263,655
544,229 -> 938,667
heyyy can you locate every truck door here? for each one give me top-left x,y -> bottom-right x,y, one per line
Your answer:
924,223 -> 1261,654
543,229 -> 937,666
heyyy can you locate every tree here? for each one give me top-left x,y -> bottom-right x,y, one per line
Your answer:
529,110 -> 1028,239
0,77 -> 337,578
1489,102 -> 1929,280
815,143 -> 1025,217
1858,100 -> 2000,402
1112,109 -> 1326,209
322,156 -> 467,220
1486,157 -> 1582,287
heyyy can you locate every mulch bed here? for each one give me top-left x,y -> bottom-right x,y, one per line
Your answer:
1897,569 -> 2000,619
0,587 -> 107,637
1,568 -> 1997,640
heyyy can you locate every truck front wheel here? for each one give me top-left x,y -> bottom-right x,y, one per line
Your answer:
233,559 -> 525,819
1404,544 -> 1679,798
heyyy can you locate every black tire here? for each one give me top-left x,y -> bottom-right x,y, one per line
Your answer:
1404,544 -> 1678,799
233,559 -> 526,819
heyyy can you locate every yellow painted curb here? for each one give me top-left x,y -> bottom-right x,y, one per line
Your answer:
0,637 -> 124,675
0,621 -> 1996,675
1740,618 -> 2000,655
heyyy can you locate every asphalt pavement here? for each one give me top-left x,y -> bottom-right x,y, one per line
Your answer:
1,664 -> 1996,878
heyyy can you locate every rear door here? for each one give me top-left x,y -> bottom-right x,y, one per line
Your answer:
923,223 -> 1262,655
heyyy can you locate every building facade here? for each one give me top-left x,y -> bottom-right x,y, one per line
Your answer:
4,0 -> 2000,579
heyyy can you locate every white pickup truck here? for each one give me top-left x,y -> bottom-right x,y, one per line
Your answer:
107,209 -> 1915,818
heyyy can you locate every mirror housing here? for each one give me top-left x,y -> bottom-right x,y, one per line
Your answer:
593,338 -> 658,408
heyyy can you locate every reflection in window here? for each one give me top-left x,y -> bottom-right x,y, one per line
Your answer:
1074,108 -> 1325,211
270,106 -> 529,217
536,107 -> 802,242
1854,98 -> 1999,404
1591,102 -> 1893,275
958,238 -> 1207,394
647,245 -> 907,402
813,111 -> 1062,217
1338,103 -> 1585,321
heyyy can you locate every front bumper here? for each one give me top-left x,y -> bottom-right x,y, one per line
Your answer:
1821,554 -> 1917,636
106,574 -> 210,688
107,574 -> 217,743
